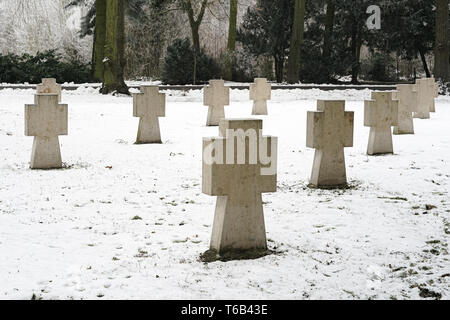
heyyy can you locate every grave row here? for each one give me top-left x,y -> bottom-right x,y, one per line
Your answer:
24,77 -> 439,256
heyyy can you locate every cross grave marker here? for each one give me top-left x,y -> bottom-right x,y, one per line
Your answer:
133,86 -> 166,144
25,94 -> 68,169
306,100 -> 354,188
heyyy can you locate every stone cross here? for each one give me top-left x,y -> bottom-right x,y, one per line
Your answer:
306,100 -> 354,188
393,84 -> 418,135
364,91 -> 399,155
202,119 -> 277,254
25,94 -> 68,169
429,77 -> 438,113
250,78 -> 271,115
203,80 -> 230,126
37,78 -> 62,102
132,86 -> 166,144
414,78 -> 434,119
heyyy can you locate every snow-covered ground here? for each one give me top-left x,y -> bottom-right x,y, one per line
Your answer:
0,87 -> 449,300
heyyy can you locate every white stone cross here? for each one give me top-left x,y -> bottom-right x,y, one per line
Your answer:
250,78 -> 271,115
393,84 -> 418,135
414,78 -> 434,119
364,91 -> 398,155
37,78 -> 62,102
202,119 -> 277,254
25,94 -> 68,169
132,86 -> 166,144
203,80 -> 230,126
429,77 -> 438,113
306,100 -> 354,188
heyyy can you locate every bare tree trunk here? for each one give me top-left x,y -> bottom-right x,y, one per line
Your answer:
93,0 -> 106,82
322,0 -> 335,81
101,0 -> 129,94
183,0 -> 208,84
322,0 -> 335,59
225,0 -> 238,81
274,55 -> 284,83
286,0 -> 306,84
434,0 -> 449,81
418,47 -> 431,78
350,16 -> 361,84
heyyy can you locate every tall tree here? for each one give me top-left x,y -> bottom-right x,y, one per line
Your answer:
434,0 -> 449,81
238,0 -> 294,83
181,0 -> 208,84
93,0 -> 106,82
349,8 -> 362,84
286,0 -> 306,83
334,0 -> 374,84
294,0 -> 337,83
67,0 -> 147,84
182,0 -> 208,54
101,0 -> 129,94
225,0 -> 238,80
376,0 -> 435,78
322,0 -> 335,62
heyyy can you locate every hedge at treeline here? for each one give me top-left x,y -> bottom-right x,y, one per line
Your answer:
0,50 -> 91,84
0,43 -> 398,85
0,45 -> 223,85
161,38 -> 398,85
162,38 -> 222,85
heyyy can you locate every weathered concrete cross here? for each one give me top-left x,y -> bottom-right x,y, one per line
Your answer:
414,78 -> 434,119
393,84 -> 418,135
434,80 -> 439,99
133,86 -> 165,144
37,78 -> 62,102
429,77 -> 438,113
202,119 -> 277,254
25,94 -> 68,169
364,91 -> 398,155
203,80 -> 229,126
250,78 -> 271,115
307,100 -> 354,188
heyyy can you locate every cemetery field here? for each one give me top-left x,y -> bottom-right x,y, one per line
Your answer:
0,87 -> 449,300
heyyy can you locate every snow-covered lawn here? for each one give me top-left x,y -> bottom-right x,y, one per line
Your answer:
0,87 -> 449,300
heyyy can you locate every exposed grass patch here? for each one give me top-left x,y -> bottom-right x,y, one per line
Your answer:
200,248 -> 277,263
418,287 -> 442,300
378,196 -> 408,201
